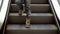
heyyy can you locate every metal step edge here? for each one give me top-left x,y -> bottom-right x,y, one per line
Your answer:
11,4 -> 50,6
10,13 -> 53,16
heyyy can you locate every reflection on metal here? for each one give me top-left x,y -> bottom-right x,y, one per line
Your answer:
0,0 -> 10,34
58,0 -> 60,4
0,0 -> 10,29
50,0 -> 60,34
0,0 -> 3,11
49,0 -> 60,34
51,0 -> 60,21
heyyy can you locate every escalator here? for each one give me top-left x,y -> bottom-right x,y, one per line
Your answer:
0,0 -> 60,34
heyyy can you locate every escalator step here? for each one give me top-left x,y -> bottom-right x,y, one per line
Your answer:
8,13 -> 54,24
6,24 -> 57,34
10,4 -> 51,13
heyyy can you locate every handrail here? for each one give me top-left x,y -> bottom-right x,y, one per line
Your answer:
49,0 -> 60,34
0,0 -> 10,34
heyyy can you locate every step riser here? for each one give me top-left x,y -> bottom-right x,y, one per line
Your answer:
8,13 -> 54,24
10,4 -> 51,13
6,30 -> 57,34
11,0 -> 48,4
31,0 -> 48,4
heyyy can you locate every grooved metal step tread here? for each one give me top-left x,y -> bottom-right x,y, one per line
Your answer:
10,4 -> 51,13
8,13 -> 54,24
6,24 -> 57,34
7,24 -> 57,30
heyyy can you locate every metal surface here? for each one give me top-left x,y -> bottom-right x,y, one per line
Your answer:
10,4 -> 51,13
58,0 -> 60,4
6,24 -> 57,34
49,0 -> 60,34
8,13 -> 54,24
0,0 -> 10,29
11,0 -> 48,4
0,0 -> 10,34
50,0 -> 60,22
49,0 -> 60,28
0,0 -> 2,6
0,0 -> 3,11
0,0 -> 58,34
